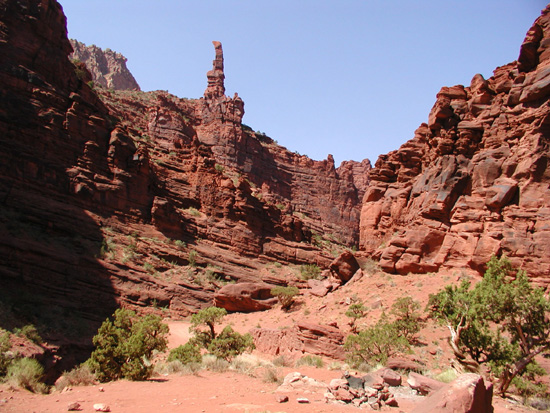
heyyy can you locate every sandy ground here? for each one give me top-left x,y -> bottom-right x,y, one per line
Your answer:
0,269 -> 542,412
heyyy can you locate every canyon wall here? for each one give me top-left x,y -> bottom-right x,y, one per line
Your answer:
360,6 -> 550,283
0,0 -> 369,361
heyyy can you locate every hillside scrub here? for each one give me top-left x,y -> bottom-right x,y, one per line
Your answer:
427,255 -> 550,396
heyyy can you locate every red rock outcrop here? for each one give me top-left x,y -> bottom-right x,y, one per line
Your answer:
251,321 -> 346,360
360,6 -> 550,283
213,282 -> 278,312
70,39 -> 140,91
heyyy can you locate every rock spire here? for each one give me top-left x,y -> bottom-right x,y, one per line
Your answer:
204,41 -> 225,99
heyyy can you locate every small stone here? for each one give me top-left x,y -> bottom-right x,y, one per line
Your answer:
93,403 -> 110,412
275,395 -> 288,403
98,387 -> 105,392
386,397 -> 399,407
67,402 -> 81,411
297,398 -> 310,403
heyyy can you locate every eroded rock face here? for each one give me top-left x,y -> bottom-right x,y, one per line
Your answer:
360,5 -> 550,282
70,39 -> 140,91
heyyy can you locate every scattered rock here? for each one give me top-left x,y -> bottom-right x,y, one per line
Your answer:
67,402 -> 81,411
297,398 -> 310,404
378,367 -> 402,387
93,404 -> 111,412
276,372 -> 328,393
275,394 -> 288,403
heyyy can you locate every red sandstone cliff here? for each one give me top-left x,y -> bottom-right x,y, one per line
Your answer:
0,0 -> 368,367
70,39 -> 140,91
360,6 -> 550,283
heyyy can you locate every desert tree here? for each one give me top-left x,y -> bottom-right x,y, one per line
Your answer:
427,255 -> 550,396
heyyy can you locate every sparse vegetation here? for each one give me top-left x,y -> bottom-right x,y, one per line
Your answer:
299,264 -> 321,280
361,258 -> 381,275
270,286 -> 299,311
0,329 -> 10,377
345,303 -> 367,333
296,355 -> 324,368
13,324 -> 42,345
55,364 -> 96,390
263,367 -> 282,384
188,250 -> 198,267
185,207 -> 201,217
6,358 -> 47,393
272,355 -> 292,367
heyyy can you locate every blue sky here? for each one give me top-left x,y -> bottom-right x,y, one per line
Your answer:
59,1 -> 547,166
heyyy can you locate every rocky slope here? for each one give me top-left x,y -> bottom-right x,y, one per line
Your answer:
360,6 -> 550,284
69,39 -> 140,91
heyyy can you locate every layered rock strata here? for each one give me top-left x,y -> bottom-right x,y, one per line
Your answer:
360,6 -> 550,282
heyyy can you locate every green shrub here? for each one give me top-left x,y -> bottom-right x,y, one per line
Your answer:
390,296 -> 424,343
189,307 -> 227,347
207,326 -> 255,361
299,264 -> 321,280
296,355 -> 324,368
427,255 -> 550,396
87,309 -> 168,382
167,342 -> 202,365
270,286 -> 299,311
6,358 -> 47,393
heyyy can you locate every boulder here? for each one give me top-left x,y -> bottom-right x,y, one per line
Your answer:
407,372 -> 445,395
377,367 -> 402,386
411,373 -> 493,413
213,282 -> 278,312
329,251 -> 360,283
